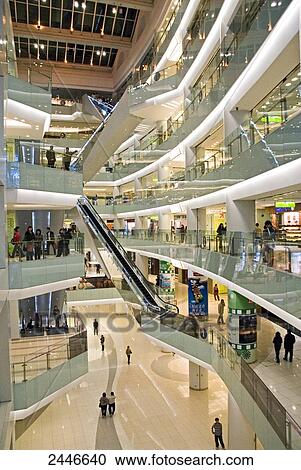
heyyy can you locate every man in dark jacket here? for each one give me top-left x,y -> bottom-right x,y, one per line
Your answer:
46,146 -> 56,168
283,329 -> 296,362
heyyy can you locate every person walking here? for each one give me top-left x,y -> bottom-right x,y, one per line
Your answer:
46,145 -> 56,168
217,299 -> 225,324
211,418 -> 225,450
11,226 -> 24,260
108,392 -> 116,416
23,226 -> 35,261
126,345 -> 132,365
213,284 -> 220,301
99,392 -> 109,418
283,329 -> 295,362
273,331 -> 282,364
93,319 -> 99,335
100,334 -> 105,352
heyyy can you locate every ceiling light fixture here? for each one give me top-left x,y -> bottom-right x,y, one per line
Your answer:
102,51 -> 107,56
40,44 -> 45,50
112,7 -> 117,14
96,50 -> 101,56
81,2 -> 86,9
34,43 -> 38,49
74,1 -> 79,7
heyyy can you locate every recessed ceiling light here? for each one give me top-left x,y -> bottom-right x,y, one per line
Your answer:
96,50 -> 100,56
34,43 -> 38,49
102,51 -> 107,56
40,44 -> 45,50
74,1 -> 79,7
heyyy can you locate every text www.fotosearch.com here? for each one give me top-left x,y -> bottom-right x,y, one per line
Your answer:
114,453 -> 254,467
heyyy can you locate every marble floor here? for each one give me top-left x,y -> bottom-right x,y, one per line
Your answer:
15,283 -> 301,449
15,306 -> 228,450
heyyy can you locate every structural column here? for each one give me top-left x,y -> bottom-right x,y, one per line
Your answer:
227,290 -> 257,363
189,361 -> 208,390
228,393 -> 256,449
226,197 -> 255,233
187,207 -> 207,244
135,254 -> 149,278
9,300 -> 20,339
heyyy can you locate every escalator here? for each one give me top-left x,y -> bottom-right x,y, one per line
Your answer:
77,196 -> 178,316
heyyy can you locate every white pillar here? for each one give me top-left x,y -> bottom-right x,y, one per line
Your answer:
224,109 -> 250,139
159,211 -> 171,231
185,146 -> 196,168
135,254 -> 148,278
134,178 -> 142,194
114,217 -> 122,231
228,393 -> 255,450
189,362 -> 208,390
0,302 -> 12,402
226,197 -> 255,233
158,163 -> 170,182
9,300 -> 20,339
113,186 -> 120,198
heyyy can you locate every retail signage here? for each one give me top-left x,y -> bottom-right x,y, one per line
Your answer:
275,201 -> 295,208
188,278 -> 208,316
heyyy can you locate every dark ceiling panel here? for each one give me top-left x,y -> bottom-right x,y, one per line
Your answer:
15,35 -> 118,68
11,0 -> 139,38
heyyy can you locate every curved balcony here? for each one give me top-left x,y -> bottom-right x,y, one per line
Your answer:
8,235 -> 84,289
118,230 -> 301,327
127,0 -> 292,162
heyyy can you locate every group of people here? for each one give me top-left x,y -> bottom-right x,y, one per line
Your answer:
273,329 -> 296,363
99,392 -> 116,417
10,226 -> 73,261
45,146 -> 76,171
93,319 -> 133,364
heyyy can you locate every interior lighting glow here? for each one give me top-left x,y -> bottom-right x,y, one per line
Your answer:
40,44 -> 45,50
102,51 -> 107,56
81,2 -> 86,9
291,77 -> 298,82
271,1 -> 277,6
34,43 -> 38,49
96,50 -> 101,56
112,7 -> 117,14
285,82 -> 292,87
74,1 -> 79,6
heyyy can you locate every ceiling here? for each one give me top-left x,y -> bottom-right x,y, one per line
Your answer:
9,0 -> 145,69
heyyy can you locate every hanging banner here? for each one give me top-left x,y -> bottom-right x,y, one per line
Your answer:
188,278 -> 208,316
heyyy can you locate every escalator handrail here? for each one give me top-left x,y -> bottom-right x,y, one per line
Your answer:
78,202 -> 161,313
77,197 -> 166,311
77,196 -> 178,315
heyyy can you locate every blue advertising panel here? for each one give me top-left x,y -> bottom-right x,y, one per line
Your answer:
188,278 -> 208,316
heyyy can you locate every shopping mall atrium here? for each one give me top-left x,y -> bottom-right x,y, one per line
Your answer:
1,0 -> 301,451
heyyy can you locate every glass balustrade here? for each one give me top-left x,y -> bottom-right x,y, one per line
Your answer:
11,330 -> 88,410
118,230 -> 301,321
127,0 -> 292,159
11,330 -> 87,384
8,234 -> 84,289
128,0 -> 223,105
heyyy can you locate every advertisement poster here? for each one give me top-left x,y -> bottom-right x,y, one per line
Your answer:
188,278 -> 208,316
